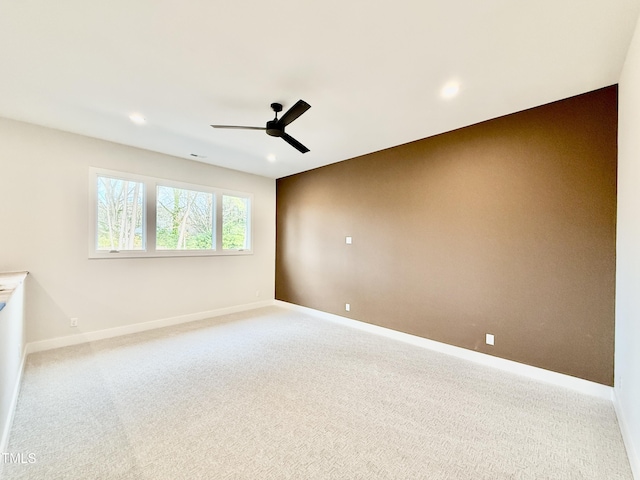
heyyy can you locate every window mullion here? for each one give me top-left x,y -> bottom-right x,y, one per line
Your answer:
146,180 -> 157,253
215,192 -> 223,251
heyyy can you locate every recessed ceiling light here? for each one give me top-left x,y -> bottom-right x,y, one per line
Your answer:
267,154 -> 277,162
441,81 -> 460,100
129,113 -> 146,125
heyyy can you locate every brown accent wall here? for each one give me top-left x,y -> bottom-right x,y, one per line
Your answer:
276,86 -> 617,386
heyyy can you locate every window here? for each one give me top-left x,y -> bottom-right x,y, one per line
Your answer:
96,176 -> 145,251
156,186 -> 214,250
222,194 -> 250,250
90,168 -> 252,258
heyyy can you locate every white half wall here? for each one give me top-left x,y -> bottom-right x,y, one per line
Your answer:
0,117 -> 275,344
0,278 -> 26,455
616,12 -> 640,480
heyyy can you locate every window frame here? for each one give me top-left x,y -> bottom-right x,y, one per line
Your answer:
89,168 -> 253,259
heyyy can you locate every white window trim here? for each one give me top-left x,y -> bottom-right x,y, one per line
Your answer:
89,167 -> 253,259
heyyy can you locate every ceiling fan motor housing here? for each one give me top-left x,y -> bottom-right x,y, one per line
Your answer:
266,120 -> 283,137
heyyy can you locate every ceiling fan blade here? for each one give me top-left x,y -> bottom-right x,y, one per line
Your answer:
277,100 -> 311,127
281,133 -> 310,153
210,125 -> 266,130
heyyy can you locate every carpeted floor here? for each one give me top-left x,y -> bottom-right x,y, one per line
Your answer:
2,306 -> 633,479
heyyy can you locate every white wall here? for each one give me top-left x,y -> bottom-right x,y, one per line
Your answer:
0,117 -> 275,343
616,12 -> 640,479
0,277 -> 25,454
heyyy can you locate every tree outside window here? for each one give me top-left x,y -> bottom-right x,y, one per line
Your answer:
222,195 -> 249,250
96,177 -> 144,250
156,186 -> 214,250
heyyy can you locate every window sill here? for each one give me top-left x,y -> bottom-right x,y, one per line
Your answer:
88,250 -> 253,259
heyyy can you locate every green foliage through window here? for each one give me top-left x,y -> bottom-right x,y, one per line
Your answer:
223,195 -> 249,250
156,186 -> 214,250
97,177 -> 144,250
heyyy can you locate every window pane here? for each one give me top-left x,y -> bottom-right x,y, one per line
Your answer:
156,186 -> 214,250
97,176 -> 145,250
223,194 -> 249,250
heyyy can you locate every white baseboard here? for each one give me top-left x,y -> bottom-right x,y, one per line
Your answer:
0,346 -> 27,456
613,389 -> 640,480
275,301 -> 613,400
25,300 -> 274,355
21,299 -> 616,399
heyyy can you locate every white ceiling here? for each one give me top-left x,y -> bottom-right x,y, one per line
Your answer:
1,1 -> 639,179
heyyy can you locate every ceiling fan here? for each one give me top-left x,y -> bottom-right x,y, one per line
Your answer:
211,100 -> 311,153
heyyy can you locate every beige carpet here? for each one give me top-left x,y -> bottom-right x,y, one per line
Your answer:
2,306 -> 633,479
